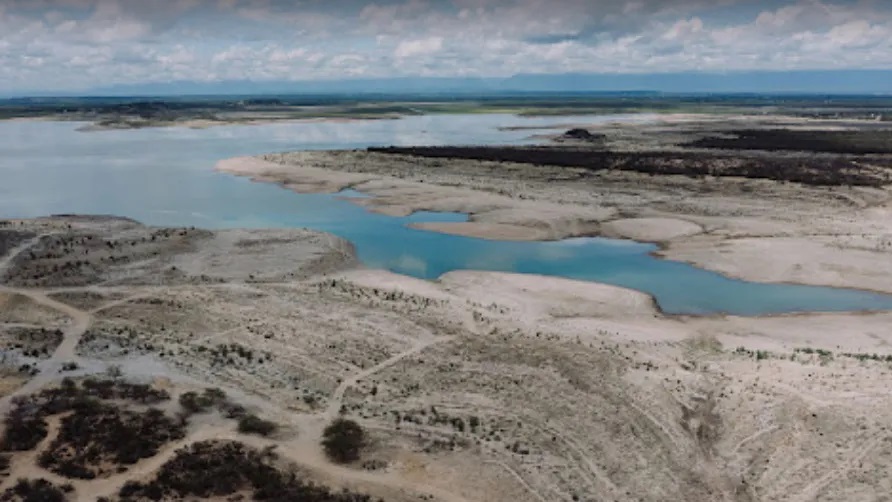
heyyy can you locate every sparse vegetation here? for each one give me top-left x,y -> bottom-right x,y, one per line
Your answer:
178,387 -> 227,415
0,327 -> 63,360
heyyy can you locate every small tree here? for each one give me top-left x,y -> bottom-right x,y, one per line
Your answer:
321,418 -> 365,464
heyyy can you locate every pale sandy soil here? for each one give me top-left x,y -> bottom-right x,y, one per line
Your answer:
2,215 -> 892,501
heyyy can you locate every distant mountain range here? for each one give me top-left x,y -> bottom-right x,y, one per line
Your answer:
10,70 -> 892,97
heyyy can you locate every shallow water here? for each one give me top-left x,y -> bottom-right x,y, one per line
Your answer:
2,115 -> 892,316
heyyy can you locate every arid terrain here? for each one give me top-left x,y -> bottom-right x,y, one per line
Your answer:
4,114 -> 892,501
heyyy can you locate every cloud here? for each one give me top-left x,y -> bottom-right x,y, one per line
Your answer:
1,0 -> 892,93
394,36 -> 443,58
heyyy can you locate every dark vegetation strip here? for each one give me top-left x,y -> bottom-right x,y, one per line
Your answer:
684,129 -> 892,154
0,478 -> 71,502
368,146 -> 892,187
37,401 -> 185,479
1,378 -> 172,457
117,440 -> 379,502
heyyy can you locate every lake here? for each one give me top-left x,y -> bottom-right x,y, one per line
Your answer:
2,115 -> 892,316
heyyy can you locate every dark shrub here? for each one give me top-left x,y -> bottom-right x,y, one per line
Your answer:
39,403 -> 186,479
237,414 -> 278,437
118,440 -> 374,501
221,402 -> 247,420
1,413 -> 48,452
178,388 -> 227,415
2,478 -> 67,502
321,418 -> 365,463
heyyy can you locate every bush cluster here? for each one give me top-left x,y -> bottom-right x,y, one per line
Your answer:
37,400 -> 185,479
321,419 -> 366,464
1,378 -> 171,459
0,478 -> 68,502
237,414 -> 278,437
177,387 -> 226,415
1,412 -> 48,452
118,440 -> 377,501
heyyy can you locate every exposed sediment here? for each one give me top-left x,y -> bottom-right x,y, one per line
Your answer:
217,137 -> 892,294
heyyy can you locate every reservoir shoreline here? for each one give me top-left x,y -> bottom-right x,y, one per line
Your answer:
216,116 -> 892,297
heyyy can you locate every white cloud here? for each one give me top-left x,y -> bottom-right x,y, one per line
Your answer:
394,36 -> 443,58
1,0 -> 892,93
663,17 -> 703,40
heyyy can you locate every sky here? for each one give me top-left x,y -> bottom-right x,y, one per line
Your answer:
1,0 -> 891,93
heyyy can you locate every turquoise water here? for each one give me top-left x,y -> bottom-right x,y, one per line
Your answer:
2,116 -> 892,316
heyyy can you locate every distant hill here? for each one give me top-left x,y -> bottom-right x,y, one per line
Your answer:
501,71 -> 892,94
7,70 -> 892,98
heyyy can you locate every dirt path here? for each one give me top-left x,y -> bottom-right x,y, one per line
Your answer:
0,286 -> 92,415
0,236 -> 43,278
89,292 -> 153,314
792,434 -> 886,502
0,414 -> 67,492
87,422 -> 476,502
0,279 -> 474,502
324,335 -> 455,419
83,424 -> 234,501
0,260 -> 513,502
485,460 -> 549,502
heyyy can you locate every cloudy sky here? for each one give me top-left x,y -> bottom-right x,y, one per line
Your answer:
0,0 -> 890,92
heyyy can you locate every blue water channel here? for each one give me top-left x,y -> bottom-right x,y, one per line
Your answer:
2,115 -> 891,316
